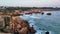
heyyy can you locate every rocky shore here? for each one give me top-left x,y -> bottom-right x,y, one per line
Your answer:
10,16 -> 36,34
0,15 -> 36,34
0,9 -> 42,34
0,9 -> 42,16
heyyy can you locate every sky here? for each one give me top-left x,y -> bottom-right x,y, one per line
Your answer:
0,0 -> 60,7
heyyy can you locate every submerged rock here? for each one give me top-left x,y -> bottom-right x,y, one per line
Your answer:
46,13 -> 51,15
28,27 -> 36,34
41,12 -> 44,15
45,31 -> 49,34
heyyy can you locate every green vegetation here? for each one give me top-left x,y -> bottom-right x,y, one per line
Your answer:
20,7 -> 31,11
0,6 -> 60,12
0,7 -> 32,12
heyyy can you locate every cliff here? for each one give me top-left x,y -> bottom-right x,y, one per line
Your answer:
0,15 -> 36,34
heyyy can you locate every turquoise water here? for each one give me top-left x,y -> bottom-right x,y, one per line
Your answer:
20,11 -> 60,34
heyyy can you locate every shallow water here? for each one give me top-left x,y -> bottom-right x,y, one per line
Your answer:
20,11 -> 60,34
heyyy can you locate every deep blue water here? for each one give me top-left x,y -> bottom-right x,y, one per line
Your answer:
20,11 -> 60,34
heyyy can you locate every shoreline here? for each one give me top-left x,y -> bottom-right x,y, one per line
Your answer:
0,10 -> 42,16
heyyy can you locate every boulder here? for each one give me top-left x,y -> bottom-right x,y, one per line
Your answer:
41,12 -> 44,15
47,13 -> 51,15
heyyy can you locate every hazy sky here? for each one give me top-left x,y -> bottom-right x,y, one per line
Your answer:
0,0 -> 60,7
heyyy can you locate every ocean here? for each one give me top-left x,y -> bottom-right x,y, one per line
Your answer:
20,11 -> 60,34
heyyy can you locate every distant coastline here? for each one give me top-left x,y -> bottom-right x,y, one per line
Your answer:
0,6 -> 60,11
0,6 -> 60,16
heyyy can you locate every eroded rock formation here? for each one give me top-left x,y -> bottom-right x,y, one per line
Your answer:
10,16 -> 36,34
0,15 -> 36,34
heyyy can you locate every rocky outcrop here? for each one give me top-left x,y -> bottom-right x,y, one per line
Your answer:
10,16 -> 36,34
46,13 -> 51,15
0,16 -> 5,29
0,9 -> 42,16
0,15 -> 36,34
0,10 -> 38,34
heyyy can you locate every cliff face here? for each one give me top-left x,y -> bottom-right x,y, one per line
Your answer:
0,10 -> 36,34
10,16 -> 28,34
0,15 -> 36,34
10,16 -> 36,34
